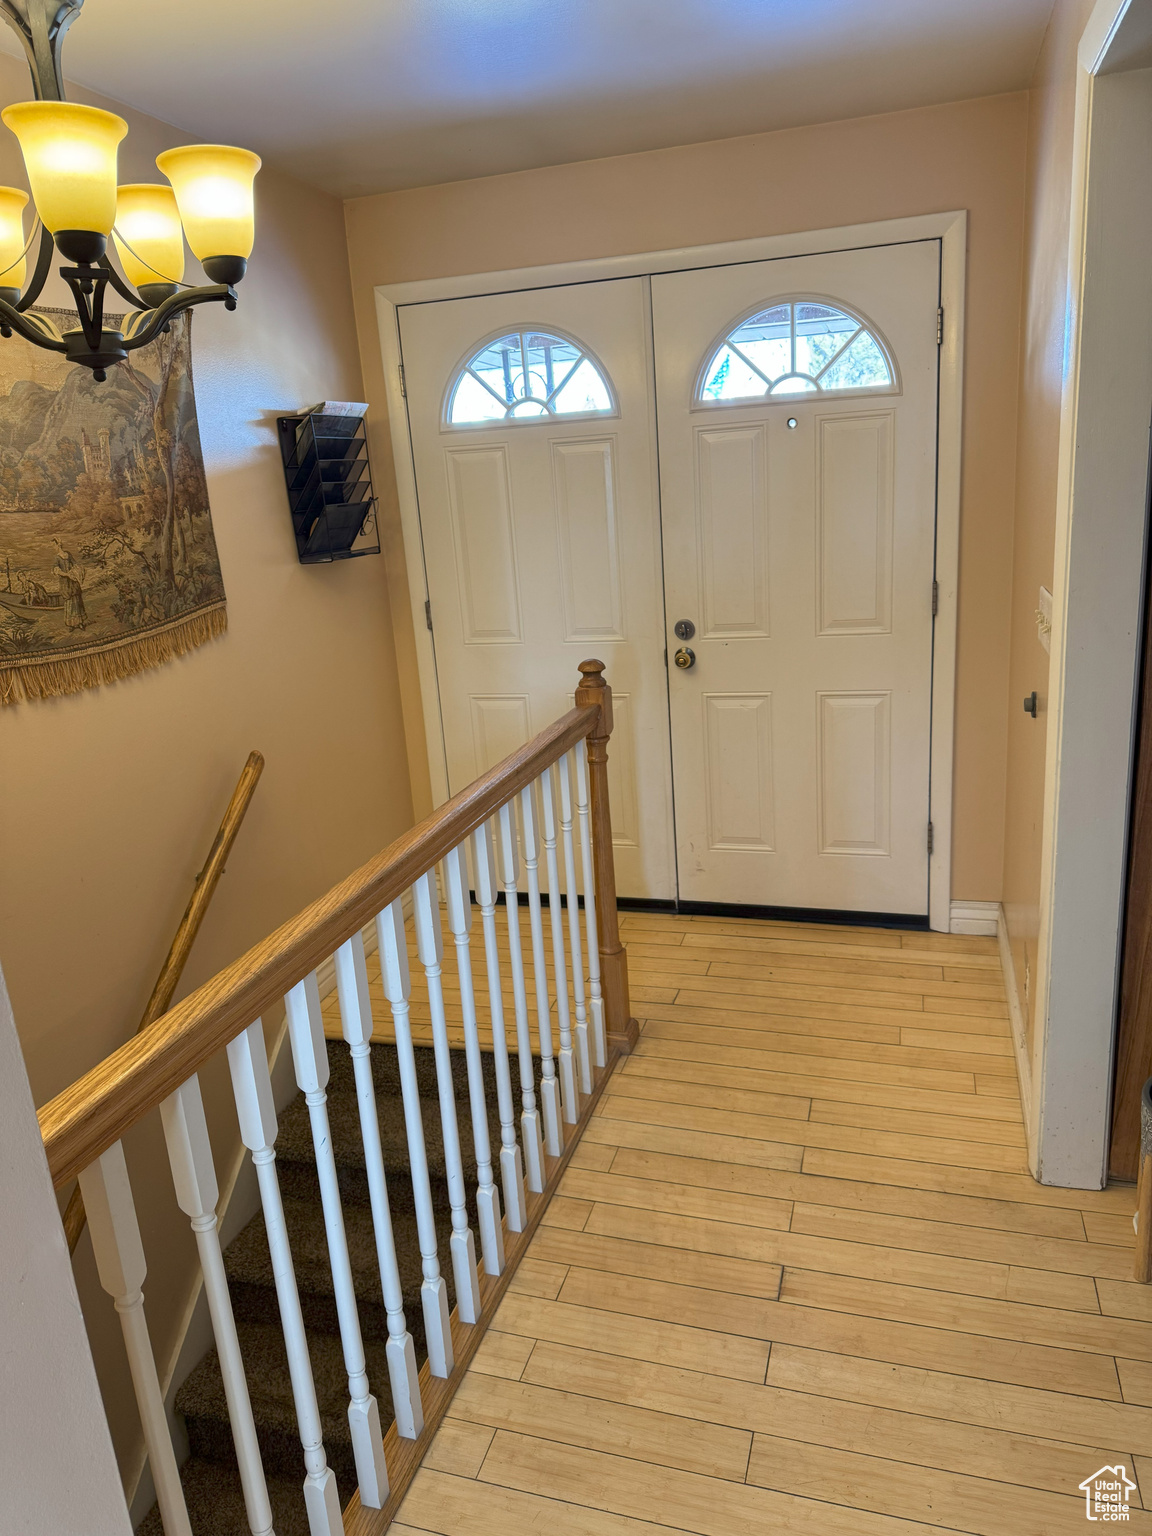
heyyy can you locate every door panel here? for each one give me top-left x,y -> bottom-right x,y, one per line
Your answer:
817,413 -> 894,635
469,693 -> 531,773
399,278 -> 674,898
704,693 -> 776,850
697,425 -> 770,637
551,438 -> 624,641
605,692 -> 641,848
653,242 -> 939,914
817,691 -> 892,855
445,446 -> 522,642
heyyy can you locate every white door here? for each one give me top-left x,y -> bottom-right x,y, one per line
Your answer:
398,279 -> 675,898
653,242 -> 940,915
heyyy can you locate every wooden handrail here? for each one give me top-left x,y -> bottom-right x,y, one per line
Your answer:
62,750 -> 265,1252
38,702 -> 599,1189
139,751 -> 267,1029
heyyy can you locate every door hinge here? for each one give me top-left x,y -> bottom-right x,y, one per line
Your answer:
936,307 -> 944,346
424,597 -> 433,632
927,821 -> 935,856
398,362 -> 407,398
932,579 -> 939,617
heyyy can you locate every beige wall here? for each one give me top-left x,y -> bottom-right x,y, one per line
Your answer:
345,93 -> 1029,899
1001,0 -> 1097,1050
0,55 -> 412,1484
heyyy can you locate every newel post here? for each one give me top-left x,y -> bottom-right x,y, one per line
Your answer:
575,659 -> 640,1055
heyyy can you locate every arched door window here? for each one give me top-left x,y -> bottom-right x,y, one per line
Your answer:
446,327 -> 616,426
697,298 -> 896,404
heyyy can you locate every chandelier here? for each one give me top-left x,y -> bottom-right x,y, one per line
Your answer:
0,0 -> 259,380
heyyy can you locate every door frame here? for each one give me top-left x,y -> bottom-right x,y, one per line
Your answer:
374,211 -> 967,931
1026,0 -> 1152,1186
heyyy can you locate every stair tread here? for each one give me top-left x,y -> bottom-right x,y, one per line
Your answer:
148,1036 -> 514,1533
275,1085 -> 485,1185
178,1320 -> 394,1438
137,1457 -> 317,1536
224,1192 -> 448,1307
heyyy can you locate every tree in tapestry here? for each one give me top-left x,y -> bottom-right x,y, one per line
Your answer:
0,308 -> 226,704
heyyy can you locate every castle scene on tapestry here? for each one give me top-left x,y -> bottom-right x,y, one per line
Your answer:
0,308 -> 226,705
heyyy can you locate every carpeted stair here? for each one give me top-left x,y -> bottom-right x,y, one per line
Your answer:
139,1037 -> 505,1536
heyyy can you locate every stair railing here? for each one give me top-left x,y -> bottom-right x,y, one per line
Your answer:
38,658 -> 637,1536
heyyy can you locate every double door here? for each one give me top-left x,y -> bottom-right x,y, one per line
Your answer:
399,240 -> 941,915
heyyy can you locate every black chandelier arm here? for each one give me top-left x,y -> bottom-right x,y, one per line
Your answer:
98,255 -> 149,312
0,295 -> 65,349
60,262 -> 106,349
17,223 -> 55,311
121,282 -> 236,353
0,0 -> 85,101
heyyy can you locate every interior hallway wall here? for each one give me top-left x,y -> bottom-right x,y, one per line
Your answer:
0,52 -> 413,1493
1001,0 -> 1098,1055
344,92 -> 1030,903
0,964 -> 132,1536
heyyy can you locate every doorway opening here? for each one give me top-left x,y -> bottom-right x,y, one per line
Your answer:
377,215 -> 965,932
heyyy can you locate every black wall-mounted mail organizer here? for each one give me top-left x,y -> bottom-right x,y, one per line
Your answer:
277,407 -> 381,564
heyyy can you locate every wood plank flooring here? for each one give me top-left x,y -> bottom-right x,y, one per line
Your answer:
389,910 -> 1152,1536
319,901 -> 583,1052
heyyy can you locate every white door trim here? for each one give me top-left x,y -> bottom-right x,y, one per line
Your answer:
375,210 -> 967,931
1028,0 -> 1152,1186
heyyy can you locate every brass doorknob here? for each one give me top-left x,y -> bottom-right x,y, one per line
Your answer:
674,646 -> 696,670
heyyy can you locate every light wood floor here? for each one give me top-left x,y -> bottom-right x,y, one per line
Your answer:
387,909 -> 1152,1536
320,898 -> 609,1052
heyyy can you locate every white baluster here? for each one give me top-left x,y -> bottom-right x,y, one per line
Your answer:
442,844 -> 505,1277
558,752 -> 593,1094
539,766 -> 580,1124
519,783 -> 562,1156
375,900 -> 453,1377
497,800 -> 545,1193
471,819 -> 528,1231
226,1021 -> 342,1536
160,1076 -> 274,1536
575,737 -> 607,1069
334,932 -> 423,1439
412,870 -> 482,1324
285,974 -> 388,1509
79,1142 -> 193,1536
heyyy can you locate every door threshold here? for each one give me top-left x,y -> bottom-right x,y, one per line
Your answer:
619,896 -> 929,931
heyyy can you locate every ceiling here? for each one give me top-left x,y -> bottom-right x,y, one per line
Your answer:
2,0 -> 1055,198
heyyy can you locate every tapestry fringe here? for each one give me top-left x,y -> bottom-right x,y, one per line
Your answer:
0,604 -> 227,705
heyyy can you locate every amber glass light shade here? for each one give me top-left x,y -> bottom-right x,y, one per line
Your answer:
156,144 -> 260,262
0,186 -> 28,290
113,183 -> 185,287
1,101 -> 126,235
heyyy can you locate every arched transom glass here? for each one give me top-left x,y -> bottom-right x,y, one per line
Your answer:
698,299 -> 894,404
447,329 -> 615,426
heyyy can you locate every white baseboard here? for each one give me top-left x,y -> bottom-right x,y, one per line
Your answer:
948,900 -> 1034,1162
994,901 -> 1033,1150
949,900 -> 1000,936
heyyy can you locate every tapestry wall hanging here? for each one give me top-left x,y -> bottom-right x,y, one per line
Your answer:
0,308 -> 225,704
